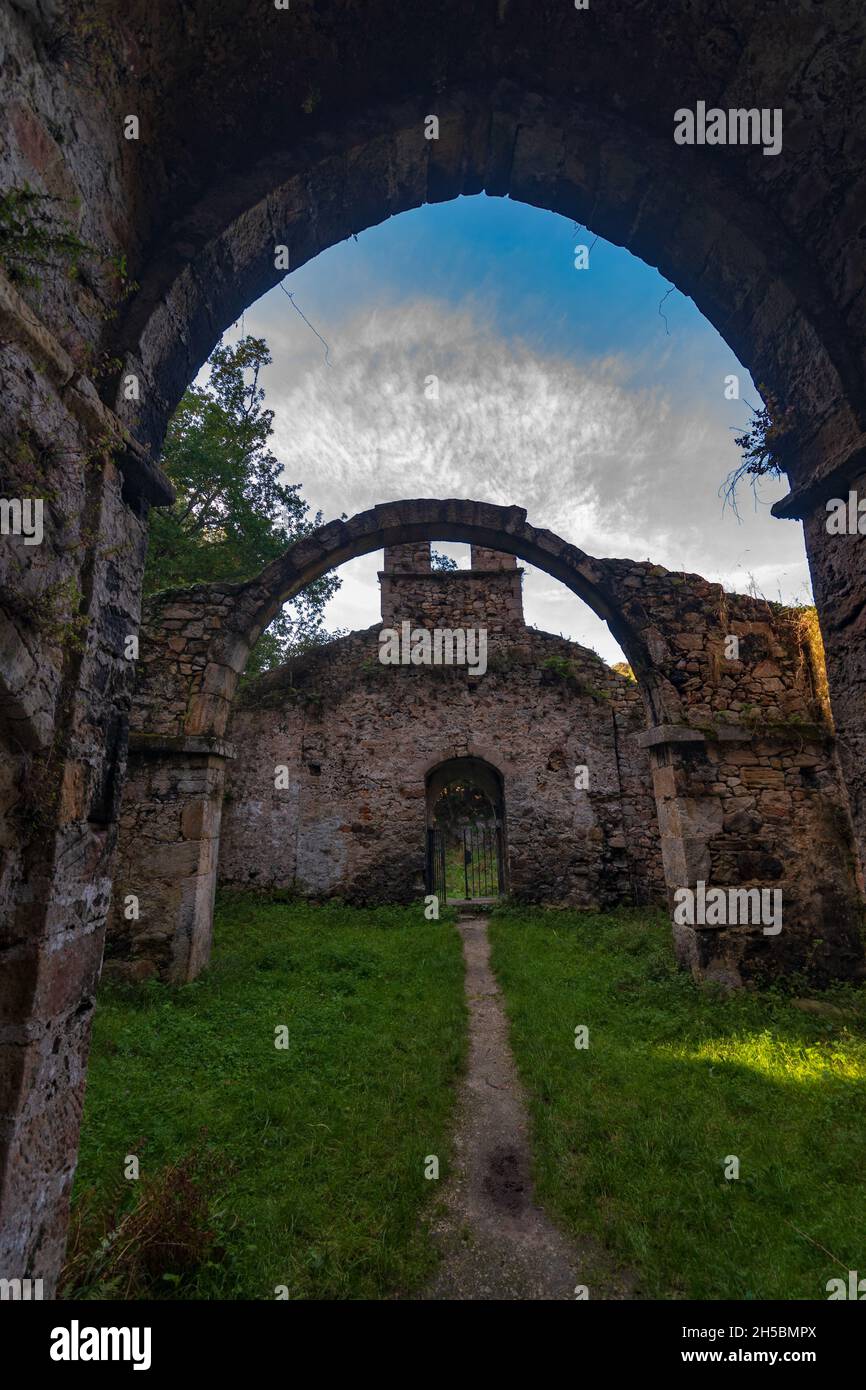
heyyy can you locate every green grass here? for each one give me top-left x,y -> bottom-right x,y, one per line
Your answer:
442,838 -> 501,901
488,905 -> 866,1300
67,895 -> 466,1300
444,843 -> 467,900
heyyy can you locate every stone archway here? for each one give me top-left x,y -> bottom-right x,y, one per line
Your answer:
5,0 -> 866,1293
112,82 -> 863,474
113,497 -> 863,998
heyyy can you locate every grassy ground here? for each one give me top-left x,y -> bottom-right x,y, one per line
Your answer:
488,905 -> 866,1300
444,842 -> 467,900
443,838 -> 501,901
65,896 -> 466,1300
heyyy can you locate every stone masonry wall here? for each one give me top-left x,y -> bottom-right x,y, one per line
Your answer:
111,506 -> 866,996
217,622 -> 664,909
6,0 -> 866,1289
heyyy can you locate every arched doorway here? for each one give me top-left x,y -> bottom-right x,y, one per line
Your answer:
426,756 -> 506,905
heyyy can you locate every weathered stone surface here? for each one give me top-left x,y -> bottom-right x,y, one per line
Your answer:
216,548 -> 663,911
112,522 -> 865,1011
4,0 -> 866,1300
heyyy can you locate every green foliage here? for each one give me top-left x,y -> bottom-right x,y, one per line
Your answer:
0,185 -> 128,293
723,390 -> 795,513
611,660 -> 636,683
489,905 -> 866,1299
62,1149 -> 228,1300
144,337 -> 341,676
430,549 -> 458,571
68,897 -> 466,1300
433,780 -> 496,833
732,405 -> 785,479
541,654 -> 610,699
541,653 -> 574,680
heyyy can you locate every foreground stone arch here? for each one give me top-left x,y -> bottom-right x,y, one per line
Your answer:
111,82 -> 864,483
4,0 -> 866,1294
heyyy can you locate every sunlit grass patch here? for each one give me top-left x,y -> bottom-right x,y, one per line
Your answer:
488,905 -> 866,1300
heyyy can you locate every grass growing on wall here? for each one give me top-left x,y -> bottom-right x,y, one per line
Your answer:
488,905 -> 866,1300
64,897 -> 466,1300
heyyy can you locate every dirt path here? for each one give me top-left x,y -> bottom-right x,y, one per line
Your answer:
422,916 -> 636,1301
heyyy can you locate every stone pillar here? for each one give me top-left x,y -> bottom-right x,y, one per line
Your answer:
801,470 -> 866,884
383,541 -> 431,573
642,725 -> 864,987
0,476 -> 148,1283
107,737 -> 232,983
0,265 -> 171,1288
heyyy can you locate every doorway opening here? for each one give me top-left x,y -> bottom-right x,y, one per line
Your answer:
426,757 -> 506,906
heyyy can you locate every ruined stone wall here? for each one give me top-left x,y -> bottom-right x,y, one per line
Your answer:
110,505 -> 866,998
659,729 -> 861,985
0,196 -> 165,1291
217,622 -> 664,909
380,542 -> 525,631
107,744 -> 227,981
4,0 -> 866,1295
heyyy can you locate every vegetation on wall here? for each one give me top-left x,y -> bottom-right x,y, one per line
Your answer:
541,654 -> 610,700
0,185 -> 129,295
723,390 -> 796,513
611,660 -> 636,682
790,605 -> 833,730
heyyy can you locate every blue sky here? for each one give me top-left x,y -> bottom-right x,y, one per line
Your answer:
256,194 -> 749,398
225,193 -> 811,663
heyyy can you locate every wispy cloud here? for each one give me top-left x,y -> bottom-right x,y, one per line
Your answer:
238,295 -> 809,660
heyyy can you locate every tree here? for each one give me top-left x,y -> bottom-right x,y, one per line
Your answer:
144,336 -> 340,676
431,549 -> 458,572
433,781 -> 496,832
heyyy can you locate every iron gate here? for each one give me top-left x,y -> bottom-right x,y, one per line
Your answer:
426,824 -> 505,902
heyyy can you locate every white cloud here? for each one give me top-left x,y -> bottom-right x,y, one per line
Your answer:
236,296 -> 809,663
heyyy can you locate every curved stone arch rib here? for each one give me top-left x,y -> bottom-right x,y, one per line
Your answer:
111,86 -> 866,484
412,743 -> 517,786
186,498 -> 682,741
